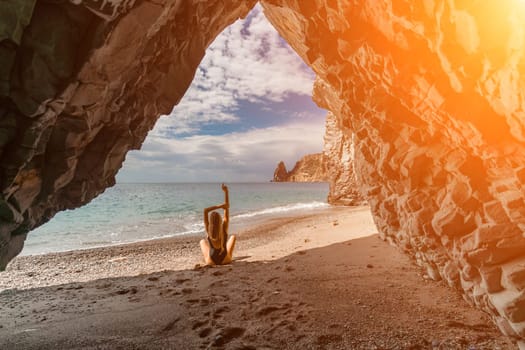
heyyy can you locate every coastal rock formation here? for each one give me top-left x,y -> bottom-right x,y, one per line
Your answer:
272,153 -> 329,182
272,120 -> 366,208
3,0 -> 525,344
261,0 -> 525,343
321,110 -> 366,206
312,71 -> 365,205
272,161 -> 289,182
0,0 -> 256,268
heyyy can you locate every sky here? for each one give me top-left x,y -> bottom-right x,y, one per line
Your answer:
116,5 -> 327,183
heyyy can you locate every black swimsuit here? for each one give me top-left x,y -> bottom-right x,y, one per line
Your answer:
208,237 -> 227,264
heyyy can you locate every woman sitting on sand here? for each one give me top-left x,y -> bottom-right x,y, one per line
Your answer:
200,184 -> 236,265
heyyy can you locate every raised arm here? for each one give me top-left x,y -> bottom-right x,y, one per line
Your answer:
204,204 -> 222,234
222,183 -> 230,233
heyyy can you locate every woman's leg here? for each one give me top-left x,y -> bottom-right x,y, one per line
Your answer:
223,235 -> 236,264
199,239 -> 214,265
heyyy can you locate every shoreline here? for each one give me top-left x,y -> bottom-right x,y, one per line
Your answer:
1,205 -> 367,292
20,182 -> 330,258
0,206 -> 516,349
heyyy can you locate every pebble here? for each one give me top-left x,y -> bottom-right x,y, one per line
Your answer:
212,334 -> 224,346
0,236 -> 202,291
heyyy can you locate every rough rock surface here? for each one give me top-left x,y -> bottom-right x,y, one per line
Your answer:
272,161 -> 289,182
272,153 -> 329,182
321,110 -> 366,206
0,0 -> 257,269
2,0 -> 525,344
261,0 -> 525,343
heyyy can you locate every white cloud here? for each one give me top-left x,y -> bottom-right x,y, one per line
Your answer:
118,121 -> 325,182
153,4 -> 315,137
117,5 -> 327,183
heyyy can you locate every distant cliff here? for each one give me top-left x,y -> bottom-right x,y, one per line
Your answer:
272,153 -> 329,182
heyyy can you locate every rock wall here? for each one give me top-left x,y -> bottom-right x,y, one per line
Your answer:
272,153 -> 329,182
314,78 -> 365,206
0,0 -> 257,269
321,111 -> 365,206
3,0 -> 525,344
261,0 -> 525,343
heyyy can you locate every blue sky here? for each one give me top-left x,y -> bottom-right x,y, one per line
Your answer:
116,5 -> 327,183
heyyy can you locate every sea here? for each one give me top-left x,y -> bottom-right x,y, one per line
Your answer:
22,182 -> 330,256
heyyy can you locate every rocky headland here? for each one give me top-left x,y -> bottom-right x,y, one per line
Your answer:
272,153 -> 329,182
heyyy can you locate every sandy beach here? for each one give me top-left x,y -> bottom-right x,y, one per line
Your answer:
0,206 -> 516,349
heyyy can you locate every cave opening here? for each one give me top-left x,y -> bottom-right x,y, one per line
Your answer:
20,4 -> 331,257
117,4 -> 327,183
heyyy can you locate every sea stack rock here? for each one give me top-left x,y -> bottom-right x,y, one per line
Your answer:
273,161 -> 288,182
272,153 -> 329,182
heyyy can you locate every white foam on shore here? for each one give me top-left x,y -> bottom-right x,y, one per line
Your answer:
233,201 -> 329,219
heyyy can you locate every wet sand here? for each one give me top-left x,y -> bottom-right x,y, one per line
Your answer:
0,206 -> 516,349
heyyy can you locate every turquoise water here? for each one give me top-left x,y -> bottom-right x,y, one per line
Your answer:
23,183 -> 329,255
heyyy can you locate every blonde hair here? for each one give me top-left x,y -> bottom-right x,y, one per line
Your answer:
208,211 -> 225,251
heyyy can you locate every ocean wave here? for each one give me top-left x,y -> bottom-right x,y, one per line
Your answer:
22,203 -> 327,255
81,240 -> 113,246
107,228 -> 204,244
233,201 -> 329,219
